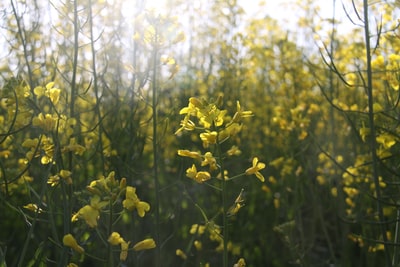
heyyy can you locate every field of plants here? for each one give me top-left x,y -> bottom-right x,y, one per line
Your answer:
0,0 -> 399,266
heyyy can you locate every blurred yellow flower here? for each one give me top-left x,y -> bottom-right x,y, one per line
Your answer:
120,240 -> 131,261
108,232 -> 124,245
63,234 -> 84,254
177,149 -> 202,159
176,248 -> 187,260
23,203 -> 43,213
245,157 -> 266,182
233,258 -> 246,267
133,238 -> 156,251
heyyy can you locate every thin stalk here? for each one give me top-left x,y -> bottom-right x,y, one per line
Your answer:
108,198 -> 114,267
392,209 -> 400,266
362,0 -> 391,266
151,25 -> 161,267
88,0 -> 105,175
216,132 -> 228,267
10,0 -> 34,91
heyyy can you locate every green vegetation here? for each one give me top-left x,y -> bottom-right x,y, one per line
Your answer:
0,0 -> 399,266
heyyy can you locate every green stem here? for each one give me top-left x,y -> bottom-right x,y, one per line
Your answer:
151,24 -> 161,267
216,133 -> 228,267
108,198 -> 114,267
362,1 -> 391,266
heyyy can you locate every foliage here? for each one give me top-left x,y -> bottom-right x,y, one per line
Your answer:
0,0 -> 400,266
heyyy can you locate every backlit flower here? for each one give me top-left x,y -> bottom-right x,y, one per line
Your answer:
122,186 -> 150,217
108,232 -> 124,245
245,157 -> 266,182
133,238 -> 156,251
71,195 -> 108,227
200,131 -> 218,147
177,149 -> 202,159
201,152 -> 218,171
120,240 -> 131,261
63,234 -> 84,254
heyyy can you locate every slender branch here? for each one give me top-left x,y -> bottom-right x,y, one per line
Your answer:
151,22 -> 161,267
362,1 -> 391,266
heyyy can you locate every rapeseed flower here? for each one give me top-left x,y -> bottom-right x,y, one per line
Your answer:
199,131 -> 218,147
176,249 -> 187,260
122,186 -> 150,217
63,234 -> 84,254
233,258 -> 246,267
245,157 -> 266,182
120,240 -> 131,261
108,232 -> 124,245
201,152 -> 218,171
71,195 -> 108,228
185,164 -> 211,183
177,149 -> 202,159
133,238 -> 156,251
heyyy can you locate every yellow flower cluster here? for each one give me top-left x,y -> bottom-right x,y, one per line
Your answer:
108,232 -> 156,261
176,96 -> 265,184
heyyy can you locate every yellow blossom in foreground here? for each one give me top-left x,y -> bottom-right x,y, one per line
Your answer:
245,157 -> 266,182
119,240 -> 131,261
133,238 -> 156,251
32,113 -> 58,132
67,263 -> 78,267
200,131 -> 218,147
201,152 -> 218,171
177,149 -> 202,159
122,186 -> 150,217
231,101 -> 253,124
185,164 -> 212,183
63,234 -> 84,254
108,232 -> 124,245
71,195 -> 108,228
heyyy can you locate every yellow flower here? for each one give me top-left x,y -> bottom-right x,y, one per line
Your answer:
199,131 -> 218,147
233,258 -> 246,267
376,133 -> 396,149
177,149 -> 202,159
176,249 -> 187,260
71,195 -> 108,228
120,240 -> 131,261
231,101 -> 253,123
136,201 -> 151,217
190,224 -> 206,235
227,145 -> 242,156
122,186 -> 151,217
245,157 -> 266,182
32,113 -> 57,132
195,171 -> 211,183
23,203 -> 43,213
63,234 -> 84,254
175,117 -> 196,134
186,164 -> 198,179
201,152 -> 218,171
194,240 -> 202,251
185,164 -> 211,183
108,232 -> 124,245
133,238 -> 156,251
